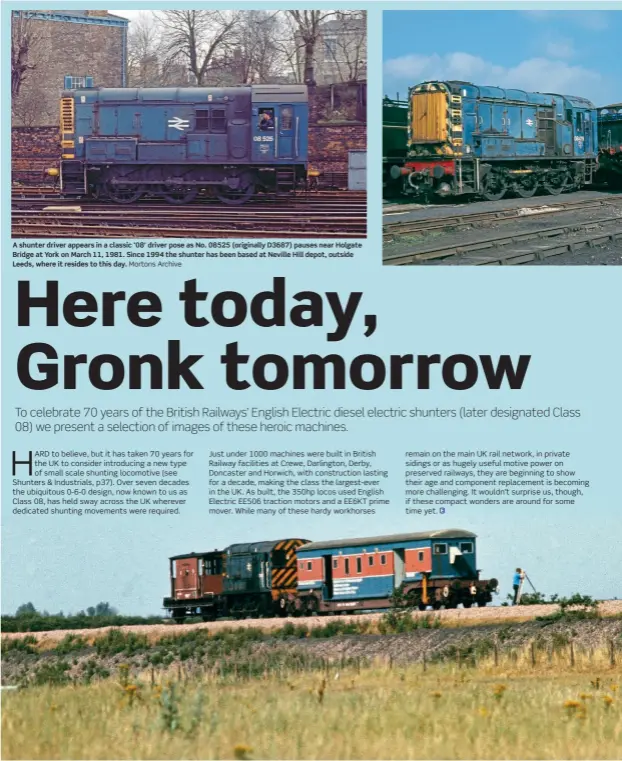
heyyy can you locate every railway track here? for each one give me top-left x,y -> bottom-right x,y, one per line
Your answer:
11,192 -> 367,239
384,214 -> 622,265
383,196 -> 622,243
3,599 -> 622,644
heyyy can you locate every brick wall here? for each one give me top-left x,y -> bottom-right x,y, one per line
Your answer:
12,126 -> 59,185
307,82 -> 366,184
12,14 -> 125,127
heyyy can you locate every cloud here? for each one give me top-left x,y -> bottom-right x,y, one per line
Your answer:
383,52 -> 608,104
544,37 -> 575,59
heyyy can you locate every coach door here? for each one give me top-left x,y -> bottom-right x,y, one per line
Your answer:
276,105 -> 295,159
323,555 -> 334,599
393,549 -> 405,588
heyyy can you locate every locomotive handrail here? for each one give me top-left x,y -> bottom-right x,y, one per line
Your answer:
275,116 -> 279,158
295,117 -> 299,158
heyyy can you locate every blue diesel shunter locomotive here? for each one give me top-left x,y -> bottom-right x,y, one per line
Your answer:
58,84 -> 309,204
392,80 -> 598,201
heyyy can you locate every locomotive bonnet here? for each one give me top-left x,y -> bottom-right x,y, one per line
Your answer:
392,80 -> 598,201
56,84 -> 309,205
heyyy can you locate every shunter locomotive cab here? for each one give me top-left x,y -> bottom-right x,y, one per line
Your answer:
163,550 -> 225,621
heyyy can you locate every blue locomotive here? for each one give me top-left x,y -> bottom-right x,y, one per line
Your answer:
57,84 -> 308,204
391,80 -> 598,201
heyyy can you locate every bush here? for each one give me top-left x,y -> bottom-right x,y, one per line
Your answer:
1,635 -> 38,654
94,629 -> 148,657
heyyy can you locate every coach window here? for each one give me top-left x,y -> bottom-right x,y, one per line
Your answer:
299,561 -> 304,571
307,561 -> 313,571
418,551 -> 424,562
368,555 -> 374,567
356,557 -> 362,574
333,558 -> 338,569
195,109 -> 210,132
460,542 -> 473,554
380,554 -> 386,566
281,106 -> 293,129
211,108 -> 227,133
345,558 -> 350,575
434,543 -> 448,555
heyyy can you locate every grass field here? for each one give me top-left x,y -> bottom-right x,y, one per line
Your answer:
2,643 -> 620,760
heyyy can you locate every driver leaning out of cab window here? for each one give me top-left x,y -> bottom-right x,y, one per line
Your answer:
259,108 -> 275,130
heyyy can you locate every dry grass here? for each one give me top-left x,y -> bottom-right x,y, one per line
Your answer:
2,644 -> 621,759
3,600 -> 622,646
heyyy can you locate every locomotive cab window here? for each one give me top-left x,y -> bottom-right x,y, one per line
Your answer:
258,108 -> 275,130
380,554 -> 387,565
576,112 -> 584,130
434,543 -> 448,555
195,110 -> 210,132
460,542 -> 473,554
307,561 -> 313,571
281,106 -> 293,130
272,550 -> 287,568
418,551 -> 425,562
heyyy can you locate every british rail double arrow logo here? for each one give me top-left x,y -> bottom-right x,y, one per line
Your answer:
168,116 -> 190,131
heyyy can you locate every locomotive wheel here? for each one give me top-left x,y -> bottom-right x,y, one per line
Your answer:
481,174 -> 507,201
514,176 -> 538,198
217,182 -> 255,206
463,600 -> 473,608
162,186 -> 198,205
542,175 -> 568,195
106,182 -> 144,204
418,603 -> 427,611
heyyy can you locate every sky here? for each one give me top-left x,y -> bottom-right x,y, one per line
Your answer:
383,10 -> 621,107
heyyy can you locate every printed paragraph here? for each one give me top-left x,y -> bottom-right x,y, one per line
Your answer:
206,448 -> 390,517
10,448 -> 192,517
404,448 -> 590,513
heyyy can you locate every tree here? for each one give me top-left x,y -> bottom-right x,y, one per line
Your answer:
322,11 -> 367,83
285,10 -> 338,85
15,602 -> 37,617
11,10 -> 41,98
127,13 -> 165,87
228,11 -> 283,84
158,10 -> 241,86
86,602 -> 118,617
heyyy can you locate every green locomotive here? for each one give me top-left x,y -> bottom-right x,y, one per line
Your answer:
597,104 -> 622,188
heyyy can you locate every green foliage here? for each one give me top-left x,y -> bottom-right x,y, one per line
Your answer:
54,634 -> 88,655
1,635 -> 38,654
2,611 -> 163,633
378,610 -> 441,634
94,629 -> 149,657
536,594 -> 600,624
32,661 -> 71,686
